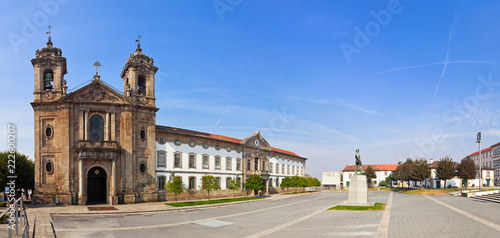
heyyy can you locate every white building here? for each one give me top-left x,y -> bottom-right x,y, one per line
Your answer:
155,127 -> 307,194
321,172 -> 341,190
427,159 -> 495,188
469,142 -> 500,186
341,164 -> 398,188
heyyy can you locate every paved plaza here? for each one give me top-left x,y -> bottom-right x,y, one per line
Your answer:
3,191 -> 500,237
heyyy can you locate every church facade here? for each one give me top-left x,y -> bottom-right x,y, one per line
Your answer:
31,38 -> 306,205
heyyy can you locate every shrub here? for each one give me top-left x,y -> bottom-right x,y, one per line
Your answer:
379,181 -> 387,187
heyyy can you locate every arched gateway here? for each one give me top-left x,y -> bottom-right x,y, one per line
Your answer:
87,167 -> 107,204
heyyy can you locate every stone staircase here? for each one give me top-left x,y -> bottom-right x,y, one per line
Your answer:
472,190 -> 500,203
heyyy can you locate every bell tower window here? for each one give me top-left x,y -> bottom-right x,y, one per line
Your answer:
89,114 -> 104,141
138,75 -> 146,95
44,69 -> 54,91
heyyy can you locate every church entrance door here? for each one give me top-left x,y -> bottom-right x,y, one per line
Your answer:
87,166 -> 107,204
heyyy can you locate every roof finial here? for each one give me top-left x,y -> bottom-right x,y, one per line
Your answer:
46,25 -> 52,42
93,61 -> 101,75
135,35 -> 142,53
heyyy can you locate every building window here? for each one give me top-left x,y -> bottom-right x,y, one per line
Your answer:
45,160 -> 54,174
89,114 -> 104,141
226,157 -> 232,171
292,166 -> 295,175
44,125 -> 54,139
174,139 -> 181,146
226,146 -> 231,152
157,151 -> 166,167
203,155 -> 209,169
215,144 -> 220,150
287,165 -> 290,174
247,159 -> 251,171
158,137 -> 165,144
262,161 -> 266,171
237,177 -> 241,187
158,176 -> 166,190
216,177 -> 221,188
236,146 -> 242,153
276,163 -> 279,174
139,162 -> 147,174
189,154 -> 196,169
138,75 -> 146,95
281,164 -> 285,174
188,176 -> 196,190
254,159 -> 259,170
174,153 -> 182,168
236,159 -> 241,171
202,142 -> 208,149
139,128 -> 146,141
215,157 -> 221,170
276,178 -> 279,187
226,177 -> 231,188
189,140 -> 196,147
270,163 -> 273,173
269,178 -> 273,187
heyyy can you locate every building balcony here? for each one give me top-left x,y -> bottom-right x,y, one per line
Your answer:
76,140 -> 120,159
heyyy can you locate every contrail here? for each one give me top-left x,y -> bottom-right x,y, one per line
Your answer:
434,13 -> 457,102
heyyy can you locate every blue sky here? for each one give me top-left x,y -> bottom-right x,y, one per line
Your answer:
1,0 -> 500,178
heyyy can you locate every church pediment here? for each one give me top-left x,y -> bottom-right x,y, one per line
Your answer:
61,80 -> 128,104
241,131 -> 271,150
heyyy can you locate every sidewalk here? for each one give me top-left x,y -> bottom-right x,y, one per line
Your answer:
26,192 -> 306,237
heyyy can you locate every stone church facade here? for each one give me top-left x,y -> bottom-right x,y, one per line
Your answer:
31,38 -> 306,205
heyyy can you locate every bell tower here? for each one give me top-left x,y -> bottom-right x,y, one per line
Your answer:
31,30 -> 68,102
120,36 -> 158,106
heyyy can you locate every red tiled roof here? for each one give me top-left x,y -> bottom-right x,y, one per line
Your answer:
156,125 -> 304,159
156,125 -> 242,144
491,142 -> 500,147
342,164 -> 398,172
469,147 -> 492,156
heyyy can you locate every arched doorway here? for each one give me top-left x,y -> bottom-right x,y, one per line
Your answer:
87,167 -> 107,204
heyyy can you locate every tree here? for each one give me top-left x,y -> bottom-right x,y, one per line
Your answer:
401,158 -> 413,188
227,178 -> 240,196
245,175 -> 265,196
384,173 -> 394,187
164,177 -> 184,203
0,151 -> 35,193
364,166 -> 376,187
435,156 -> 456,189
201,175 -> 219,201
456,156 -> 476,189
410,158 -> 430,189
280,177 -> 292,193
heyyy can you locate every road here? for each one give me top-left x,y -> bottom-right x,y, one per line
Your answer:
52,192 -> 390,238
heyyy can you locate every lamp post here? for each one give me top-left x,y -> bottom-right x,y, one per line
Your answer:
477,132 -> 482,191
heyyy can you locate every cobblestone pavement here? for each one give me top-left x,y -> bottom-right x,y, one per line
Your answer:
388,192 -> 500,238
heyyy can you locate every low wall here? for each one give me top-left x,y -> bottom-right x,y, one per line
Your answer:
158,189 -> 246,202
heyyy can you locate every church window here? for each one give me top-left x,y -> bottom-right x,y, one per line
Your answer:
174,139 -> 181,146
140,128 -> 146,140
45,161 -> 54,174
158,176 -> 165,190
215,144 -> 220,150
188,177 -> 196,190
189,140 -> 196,147
215,157 -> 221,170
139,162 -> 147,174
189,154 -> 196,168
226,157 -> 232,171
202,142 -> 208,149
262,161 -> 266,171
89,114 -> 104,141
254,159 -> 258,171
157,152 -> 165,167
203,155 -> 209,169
236,159 -> 241,171
44,125 -> 54,139
138,75 -> 146,95
226,146 -> 231,152
174,153 -> 182,168
43,69 -> 54,90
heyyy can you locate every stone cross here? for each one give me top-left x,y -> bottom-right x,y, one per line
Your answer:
93,61 -> 101,75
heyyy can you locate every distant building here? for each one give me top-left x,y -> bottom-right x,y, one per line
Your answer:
341,164 -> 398,187
468,142 -> 500,186
427,158 -> 495,188
321,172 -> 341,190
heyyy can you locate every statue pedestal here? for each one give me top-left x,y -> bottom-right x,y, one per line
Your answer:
348,175 -> 368,205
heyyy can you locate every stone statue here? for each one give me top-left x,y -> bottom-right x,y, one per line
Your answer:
354,149 -> 364,174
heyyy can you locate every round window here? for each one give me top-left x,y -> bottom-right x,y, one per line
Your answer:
45,126 -> 53,138
236,147 -> 242,153
174,139 -> 181,146
226,146 -> 231,152
189,140 -> 196,147
202,142 -> 208,149
140,162 -> 146,174
140,129 -> 146,140
215,144 -> 220,150
45,161 -> 54,174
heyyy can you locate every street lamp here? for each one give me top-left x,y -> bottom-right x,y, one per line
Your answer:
477,132 -> 482,191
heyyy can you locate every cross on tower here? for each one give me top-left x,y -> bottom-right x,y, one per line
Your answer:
93,61 -> 101,75
135,35 -> 142,48
46,25 -> 52,41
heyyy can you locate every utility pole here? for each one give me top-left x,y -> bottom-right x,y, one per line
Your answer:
477,132 -> 482,191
